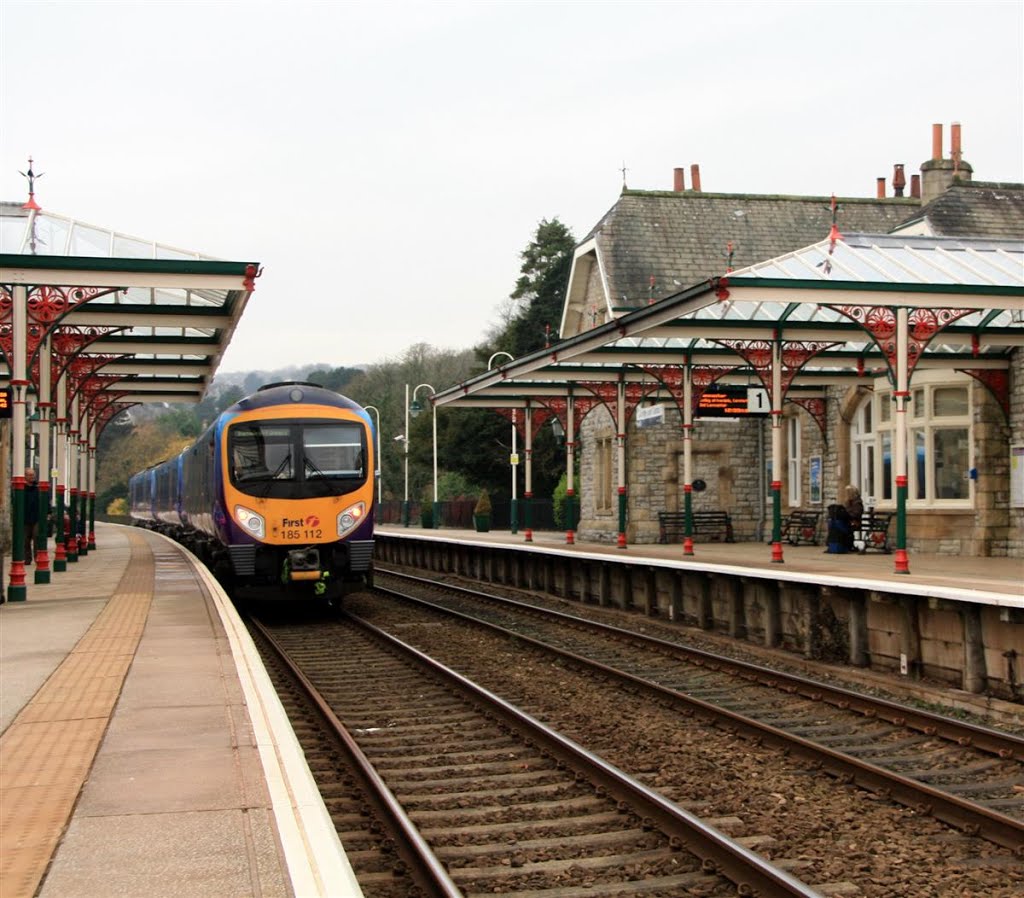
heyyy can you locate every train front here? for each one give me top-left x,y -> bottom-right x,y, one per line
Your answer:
219,384 -> 375,600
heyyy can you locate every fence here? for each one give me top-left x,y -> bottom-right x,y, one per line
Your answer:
377,498 -> 556,531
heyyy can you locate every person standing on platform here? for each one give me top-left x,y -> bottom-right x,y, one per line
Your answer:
23,468 -> 39,564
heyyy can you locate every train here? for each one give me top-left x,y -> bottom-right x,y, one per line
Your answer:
128,382 -> 375,601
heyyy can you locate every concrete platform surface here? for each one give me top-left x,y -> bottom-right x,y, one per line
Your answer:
0,523 -> 363,898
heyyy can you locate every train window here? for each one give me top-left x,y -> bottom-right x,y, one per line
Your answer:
302,424 -> 364,478
230,424 -> 294,482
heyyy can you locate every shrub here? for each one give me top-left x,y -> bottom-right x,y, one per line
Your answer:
474,491 -> 492,515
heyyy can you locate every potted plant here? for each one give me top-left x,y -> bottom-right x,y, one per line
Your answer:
473,491 -> 491,532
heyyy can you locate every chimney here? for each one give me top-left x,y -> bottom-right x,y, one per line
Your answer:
910,174 -> 921,199
951,121 -> 962,172
892,164 -> 906,197
921,121 -> 973,205
876,177 -> 886,199
673,167 -> 685,192
932,123 -> 943,161
690,163 -> 702,192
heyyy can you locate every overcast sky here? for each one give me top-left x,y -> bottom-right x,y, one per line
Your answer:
2,0 -> 1021,375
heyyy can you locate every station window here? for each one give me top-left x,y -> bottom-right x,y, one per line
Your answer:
787,416 -> 801,506
855,375 -> 972,508
595,436 -> 614,513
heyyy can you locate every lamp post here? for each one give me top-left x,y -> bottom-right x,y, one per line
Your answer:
488,352 -> 517,533
401,384 -> 410,526
363,405 -> 383,505
409,383 -> 439,528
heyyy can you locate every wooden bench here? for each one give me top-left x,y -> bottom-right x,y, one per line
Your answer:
658,511 -> 734,543
784,509 -> 822,546
856,510 -> 893,553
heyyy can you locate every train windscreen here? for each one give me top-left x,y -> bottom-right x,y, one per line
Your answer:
229,420 -> 366,498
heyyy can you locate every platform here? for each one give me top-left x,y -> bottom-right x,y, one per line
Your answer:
378,525 -> 1024,604
0,522 -> 362,898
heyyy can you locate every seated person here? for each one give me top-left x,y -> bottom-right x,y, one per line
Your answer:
825,503 -> 853,554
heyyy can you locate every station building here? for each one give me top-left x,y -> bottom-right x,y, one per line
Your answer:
436,123 -> 1024,560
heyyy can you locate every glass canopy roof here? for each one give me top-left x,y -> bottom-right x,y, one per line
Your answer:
433,233 -> 1024,409
0,202 -> 259,409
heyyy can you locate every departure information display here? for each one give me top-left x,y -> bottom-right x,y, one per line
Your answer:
696,386 -> 770,417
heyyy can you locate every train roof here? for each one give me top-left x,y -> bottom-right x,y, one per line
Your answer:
227,382 -> 366,415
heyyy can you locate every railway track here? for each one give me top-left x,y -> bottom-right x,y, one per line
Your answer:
341,568 -> 1024,895
249,608 -> 822,898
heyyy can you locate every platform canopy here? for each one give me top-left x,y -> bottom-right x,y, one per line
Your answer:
432,233 -> 1024,413
0,202 -> 260,408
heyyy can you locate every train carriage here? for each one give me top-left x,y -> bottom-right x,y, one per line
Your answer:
129,382 -> 375,601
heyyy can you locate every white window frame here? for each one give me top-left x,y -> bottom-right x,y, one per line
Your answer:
787,416 -> 801,506
861,372 -> 974,509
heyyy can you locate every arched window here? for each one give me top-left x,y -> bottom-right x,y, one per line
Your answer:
851,396 -> 877,505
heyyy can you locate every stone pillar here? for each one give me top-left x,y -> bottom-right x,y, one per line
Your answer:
764,584 -> 781,647
728,577 -> 747,639
961,605 -> 988,694
598,564 -> 612,608
848,592 -> 869,667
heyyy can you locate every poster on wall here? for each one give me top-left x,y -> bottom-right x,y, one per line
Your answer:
809,456 -> 822,505
1012,445 -> 1024,508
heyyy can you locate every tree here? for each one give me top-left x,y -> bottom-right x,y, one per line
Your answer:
503,218 -> 576,358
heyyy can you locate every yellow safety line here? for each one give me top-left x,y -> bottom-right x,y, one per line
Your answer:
0,531 -> 154,898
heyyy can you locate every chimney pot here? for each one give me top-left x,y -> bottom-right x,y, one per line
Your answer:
673,167 -> 685,192
892,163 -> 906,197
690,163 -> 702,192
910,174 -> 921,199
951,121 -> 962,170
876,177 -> 886,199
932,123 -> 943,160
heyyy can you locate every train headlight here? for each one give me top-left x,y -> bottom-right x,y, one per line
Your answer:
337,501 -> 366,537
234,506 -> 266,538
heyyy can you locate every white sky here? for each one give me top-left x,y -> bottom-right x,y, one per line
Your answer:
2,0 -> 1022,375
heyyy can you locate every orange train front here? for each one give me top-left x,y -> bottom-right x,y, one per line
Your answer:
130,382 -> 375,602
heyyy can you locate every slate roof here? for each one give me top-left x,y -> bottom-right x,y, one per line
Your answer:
894,181 -> 1024,238
585,191 -> 919,311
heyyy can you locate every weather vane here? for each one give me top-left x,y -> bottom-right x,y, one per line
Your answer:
19,156 -> 43,211
620,161 -> 629,189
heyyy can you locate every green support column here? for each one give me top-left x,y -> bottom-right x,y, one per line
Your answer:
53,487 -> 67,572
8,482 -> 27,602
683,486 -> 693,545
617,487 -> 628,548
770,481 -> 784,563
894,475 -> 909,574
510,497 -> 518,535
67,488 -> 79,563
89,490 -> 97,550
78,489 -> 89,556
34,483 -> 51,584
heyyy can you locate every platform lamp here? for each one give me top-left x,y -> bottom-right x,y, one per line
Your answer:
488,351 -> 518,534
363,405 -> 383,505
408,383 -> 439,529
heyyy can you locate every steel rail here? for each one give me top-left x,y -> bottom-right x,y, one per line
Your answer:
373,575 -> 1024,853
378,566 -> 1024,762
344,610 -> 823,898
249,616 -> 464,898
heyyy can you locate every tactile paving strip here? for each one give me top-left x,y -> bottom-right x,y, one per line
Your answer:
0,531 -> 154,898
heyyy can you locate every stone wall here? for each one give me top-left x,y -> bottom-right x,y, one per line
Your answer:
575,350 -> 1022,557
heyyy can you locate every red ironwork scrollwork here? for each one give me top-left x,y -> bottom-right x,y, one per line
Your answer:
956,368 -> 1010,422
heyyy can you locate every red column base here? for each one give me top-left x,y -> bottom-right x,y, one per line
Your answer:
524,528 -> 533,543
683,536 -> 694,556
771,541 -> 785,563
566,530 -> 575,545
88,529 -> 96,550
893,548 -> 911,575
617,531 -> 627,549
